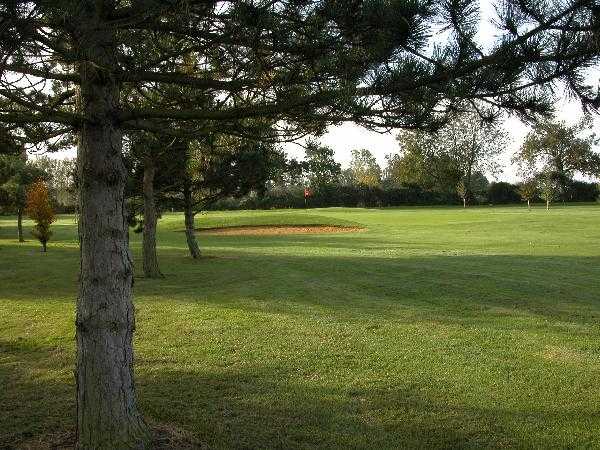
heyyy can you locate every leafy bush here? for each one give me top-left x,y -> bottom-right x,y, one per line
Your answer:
25,180 -> 55,252
208,183 -> 461,210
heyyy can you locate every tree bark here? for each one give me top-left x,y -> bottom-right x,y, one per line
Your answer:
74,4 -> 150,448
183,180 -> 201,259
142,157 -> 162,278
17,207 -> 24,242
546,199 -> 550,210
464,162 -> 473,208
527,199 -> 530,210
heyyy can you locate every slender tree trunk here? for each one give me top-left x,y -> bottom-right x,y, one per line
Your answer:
42,241 -> 47,252
74,5 -> 150,448
464,163 -> 473,208
546,199 -> 550,210
183,180 -> 201,259
17,207 -> 24,242
142,158 -> 162,278
527,199 -> 531,211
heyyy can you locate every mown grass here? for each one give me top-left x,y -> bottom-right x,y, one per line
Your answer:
1,204 -> 600,448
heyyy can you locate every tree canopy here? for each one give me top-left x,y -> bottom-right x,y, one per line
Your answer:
515,118 -> 600,181
349,148 -> 382,187
391,110 -> 506,202
303,140 -> 341,188
2,1 -> 599,137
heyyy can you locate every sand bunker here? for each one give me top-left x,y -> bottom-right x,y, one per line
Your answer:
199,224 -> 365,236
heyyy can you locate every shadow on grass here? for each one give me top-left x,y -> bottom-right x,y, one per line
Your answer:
0,340 -> 74,448
2,337 -> 599,449
2,236 -> 600,326
3,233 -> 600,447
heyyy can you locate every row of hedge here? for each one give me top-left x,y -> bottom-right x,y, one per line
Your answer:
208,181 -> 600,210
5,180 -> 595,215
486,180 -> 600,204
208,184 -> 460,210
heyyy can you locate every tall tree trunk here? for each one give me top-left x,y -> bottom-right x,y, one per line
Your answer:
75,5 -> 150,448
183,180 -> 201,259
464,166 -> 472,208
546,199 -> 550,210
142,157 -> 162,278
527,199 -> 531,211
18,148 -> 26,243
17,207 -> 24,242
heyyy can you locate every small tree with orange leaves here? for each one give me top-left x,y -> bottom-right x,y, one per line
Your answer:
26,180 -> 55,252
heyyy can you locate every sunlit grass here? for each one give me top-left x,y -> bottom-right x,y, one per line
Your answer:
2,204 -> 600,448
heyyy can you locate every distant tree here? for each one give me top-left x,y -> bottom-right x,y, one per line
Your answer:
518,179 -> 539,210
338,168 -> 356,187
303,140 -> 341,188
169,136 -> 285,259
538,172 -> 560,210
282,158 -> 306,187
349,149 -> 382,187
31,157 -> 77,212
470,172 -> 490,202
514,119 -> 600,200
385,146 -> 461,193
125,133 -> 178,278
25,180 -> 55,252
456,180 -> 468,208
443,113 -> 507,206
393,112 -> 505,201
565,180 -> 600,202
0,155 -> 47,241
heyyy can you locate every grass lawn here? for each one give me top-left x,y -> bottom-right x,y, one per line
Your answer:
2,204 -> 600,448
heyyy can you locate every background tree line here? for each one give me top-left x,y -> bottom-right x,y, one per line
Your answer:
3,113 -> 598,226
208,114 -> 600,210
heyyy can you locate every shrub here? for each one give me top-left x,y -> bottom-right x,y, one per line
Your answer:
26,180 -> 55,252
207,183 -> 462,210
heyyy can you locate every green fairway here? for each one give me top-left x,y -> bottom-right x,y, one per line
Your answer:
2,205 -> 600,448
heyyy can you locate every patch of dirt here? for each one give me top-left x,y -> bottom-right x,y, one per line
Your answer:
198,224 -> 366,236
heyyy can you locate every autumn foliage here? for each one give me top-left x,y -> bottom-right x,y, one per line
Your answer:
26,180 -> 55,252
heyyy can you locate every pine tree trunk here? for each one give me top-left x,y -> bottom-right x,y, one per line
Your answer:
142,158 -> 162,278
183,181 -> 201,259
17,207 -> 24,242
74,5 -> 150,448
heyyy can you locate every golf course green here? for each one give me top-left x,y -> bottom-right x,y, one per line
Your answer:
1,205 -> 599,448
